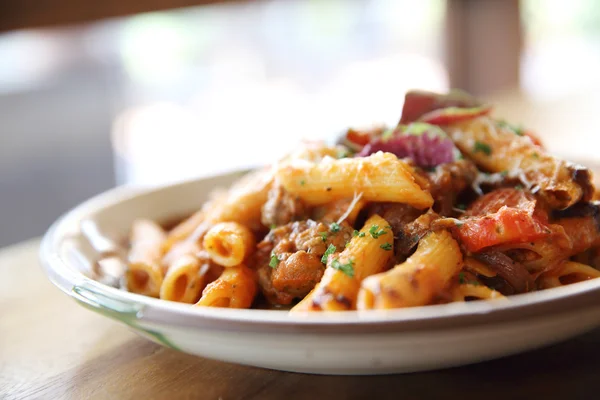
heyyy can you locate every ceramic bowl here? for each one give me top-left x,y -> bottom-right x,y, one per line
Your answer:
40,170 -> 600,375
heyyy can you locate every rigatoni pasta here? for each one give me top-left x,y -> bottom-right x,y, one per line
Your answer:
92,88 -> 600,313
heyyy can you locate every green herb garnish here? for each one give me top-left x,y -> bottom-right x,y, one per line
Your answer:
331,258 -> 355,277
380,243 -> 393,251
353,230 -> 360,237
270,224 -> 277,230
458,272 -> 466,284
473,141 -> 492,156
369,225 -> 387,239
321,244 -> 336,264
330,222 -> 341,233
497,120 -> 524,136
300,179 -> 306,186
269,254 -> 279,268
319,232 -> 328,242
336,149 -> 350,159
532,152 -> 539,159
500,170 -> 509,177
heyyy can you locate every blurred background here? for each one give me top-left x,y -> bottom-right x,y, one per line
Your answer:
0,0 -> 599,247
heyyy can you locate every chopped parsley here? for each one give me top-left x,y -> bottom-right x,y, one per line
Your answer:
515,184 -> 524,190
369,225 -> 387,239
456,203 -> 467,211
353,229 -> 366,238
321,244 -> 336,264
497,120 -> 524,136
500,170 -> 509,177
319,232 -> 328,242
330,222 -> 341,233
336,149 -> 350,159
380,243 -> 393,251
331,258 -> 355,277
532,152 -> 539,159
269,254 -> 279,268
458,272 -> 466,284
468,280 -> 481,286
300,179 -> 306,186
345,242 -> 351,248
270,224 -> 277,230
473,141 -> 492,156
455,222 -> 464,228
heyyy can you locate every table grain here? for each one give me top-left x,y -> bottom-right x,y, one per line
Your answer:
1,240 -> 599,400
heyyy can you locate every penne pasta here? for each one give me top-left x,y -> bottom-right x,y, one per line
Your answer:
126,219 -> 167,297
205,168 -> 274,232
445,116 -> 593,209
277,152 -> 433,209
161,238 -> 201,274
291,214 -> 394,311
357,230 -> 463,310
160,254 -> 205,303
203,222 -> 256,267
195,264 -> 257,308
538,261 -> 600,289
451,283 -> 505,302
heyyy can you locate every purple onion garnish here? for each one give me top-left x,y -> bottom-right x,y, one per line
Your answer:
358,122 -> 461,168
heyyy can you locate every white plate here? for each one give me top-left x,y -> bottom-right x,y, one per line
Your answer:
40,170 -> 600,375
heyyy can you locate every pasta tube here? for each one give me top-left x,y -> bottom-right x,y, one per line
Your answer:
445,116 -> 593,209
538,261 -> 600,289
160,254 -> 205,303
126,219 -> 166,297
205,168 -> 274,232
451,283 -> 505,302
195,265 -> 257,308
277,152 -> 433,209
203,222 -> 255,267
162,169 -> 272,254
291,214 -> 394,311
357,230 -> 463,309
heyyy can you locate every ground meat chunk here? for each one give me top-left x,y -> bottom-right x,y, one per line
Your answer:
365,203 -> 423,235
395,210 -> 440,261
254,219 -> 353,305
419,160 -> 478,216
261,184 -> 307,228
271,251 -> 324,297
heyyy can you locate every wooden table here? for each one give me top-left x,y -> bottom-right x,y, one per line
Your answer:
1,239 -> 599,399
